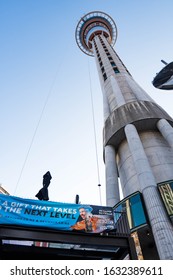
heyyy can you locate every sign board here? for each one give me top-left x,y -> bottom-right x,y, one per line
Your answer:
0,194 -> 114,233
158,180 -> 173,216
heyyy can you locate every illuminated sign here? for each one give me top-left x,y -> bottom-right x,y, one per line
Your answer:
158,180 -> 173,216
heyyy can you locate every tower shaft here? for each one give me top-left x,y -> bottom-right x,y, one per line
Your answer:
76,11 -> 173,259
92,34 -> 173,195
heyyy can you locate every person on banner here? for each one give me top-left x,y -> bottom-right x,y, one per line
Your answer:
71,206 -> 99,233
35,171 -> 52,201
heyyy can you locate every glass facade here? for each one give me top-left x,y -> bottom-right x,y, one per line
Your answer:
114,192 -> 147,232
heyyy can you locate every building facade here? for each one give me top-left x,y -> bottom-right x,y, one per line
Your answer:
76,11 -> 173,259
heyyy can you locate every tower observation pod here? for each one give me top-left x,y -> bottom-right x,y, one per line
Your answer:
76,11 -> 173,260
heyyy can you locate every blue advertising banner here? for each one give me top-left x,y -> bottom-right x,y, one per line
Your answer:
0,194 -> 115,233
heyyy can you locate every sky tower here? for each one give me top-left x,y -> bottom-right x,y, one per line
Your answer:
76,11 -> 173,259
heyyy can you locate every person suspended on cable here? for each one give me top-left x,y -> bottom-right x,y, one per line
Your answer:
35,171 -> 52,201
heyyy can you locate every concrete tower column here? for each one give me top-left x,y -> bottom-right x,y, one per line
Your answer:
157,119 -> 173,148
125,124 -> 173,260
110,75 -> 126,107
104,145 -> 120,206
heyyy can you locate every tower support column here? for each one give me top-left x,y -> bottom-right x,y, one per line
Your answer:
105,145 -> 120,206
157,119 -> 173,148
125,124 -> 173,260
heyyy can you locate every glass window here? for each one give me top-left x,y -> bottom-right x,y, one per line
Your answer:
129,194 -> 146,228
111,61 -> 116,67
108,56 -> 113,61
101,66 -> 105,73
113,67 -> 120,73
103,73 -> 107,81
114,192 -> 147,231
